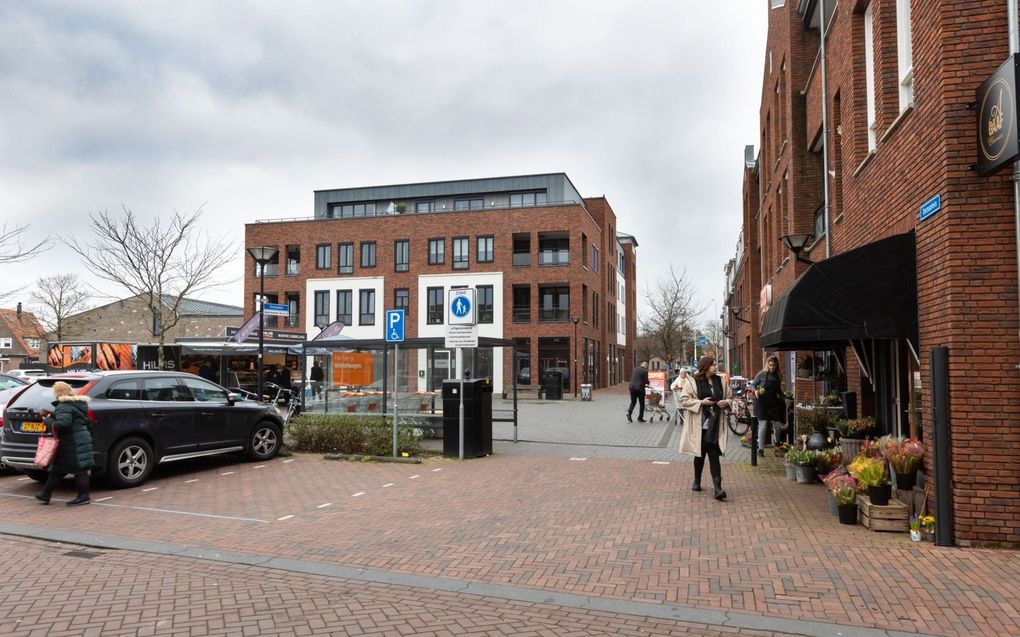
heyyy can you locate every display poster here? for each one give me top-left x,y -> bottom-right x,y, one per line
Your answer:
47,343 -> 137,370
331,352 -> 375,387
648,370 -> 667,395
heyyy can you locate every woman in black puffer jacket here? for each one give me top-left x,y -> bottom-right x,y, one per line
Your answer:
749,355 -> 787,456
36,381 -> 94,506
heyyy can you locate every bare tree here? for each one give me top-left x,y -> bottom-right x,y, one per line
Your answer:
0,223 -> 50,302
66,206 -> 235,369
31,274 -> 92,341
640,265 -> 702,369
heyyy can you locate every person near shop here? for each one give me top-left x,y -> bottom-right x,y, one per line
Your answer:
678,356 -> 731,500
670,368 -> 690,424
198,361 -> 218,384
310,361 -> 324,398
626,361 -> 649,422
35,381 -> 94,506
265,365 -> 281,388
748,355 -> 787,456
279,364 -> 292,390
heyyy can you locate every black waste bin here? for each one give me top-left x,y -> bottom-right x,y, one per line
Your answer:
542,370 -> 563,400
842,391 -> 858,420
442,379 -> 493,458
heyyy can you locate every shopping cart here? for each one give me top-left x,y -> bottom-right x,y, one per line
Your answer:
644,389 -> 671,421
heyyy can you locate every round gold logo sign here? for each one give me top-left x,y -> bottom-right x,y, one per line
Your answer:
980,77 -> 1015,162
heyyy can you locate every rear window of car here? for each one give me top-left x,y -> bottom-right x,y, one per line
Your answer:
6,379 -> 91,411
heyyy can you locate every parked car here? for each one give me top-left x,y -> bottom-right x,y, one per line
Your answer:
6,369 -> 46,381
0,371 -> 284,488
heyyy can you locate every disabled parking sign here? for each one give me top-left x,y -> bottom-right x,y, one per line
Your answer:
385,309 -> 405,342
448,289 -> 476,326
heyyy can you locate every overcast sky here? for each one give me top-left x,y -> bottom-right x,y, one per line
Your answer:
1,0 -> 767,328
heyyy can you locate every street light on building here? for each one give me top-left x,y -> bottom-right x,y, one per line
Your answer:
247,245 -> 278,401
571,316 -> 581,398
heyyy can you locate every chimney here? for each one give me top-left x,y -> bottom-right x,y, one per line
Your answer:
16,302 -> 22,318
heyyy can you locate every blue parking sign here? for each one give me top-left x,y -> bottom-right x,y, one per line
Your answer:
385,309 -> 405,342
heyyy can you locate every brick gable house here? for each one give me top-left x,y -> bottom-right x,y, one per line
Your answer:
0,304 -> 46,371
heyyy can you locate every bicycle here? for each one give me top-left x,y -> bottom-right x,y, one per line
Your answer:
726,396 -> 753,437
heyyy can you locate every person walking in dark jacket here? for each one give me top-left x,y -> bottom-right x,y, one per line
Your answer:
626,361 -> 650,422
749,355 -> 787,456
310,362 -> 324,398
35,381 -> 93,506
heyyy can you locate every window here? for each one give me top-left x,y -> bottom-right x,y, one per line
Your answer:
592,291 -> 599,327
896,0 -> 913,110
253,248 -> 279,277
864,4 -> 877,152
428,238 -> 445,265
512,285 -> 530,322
314,291 -> 330,327
360,241 -> 376,268
512,234 -> 531,266
538,233 -> 569,266
477,235 -> 493,263
416,200 -> 434,213
509,191 -> 547,207
333,202 -> 377,218
394,240 -> 409,272
582,284 -> 588,321
0,337 -> 11,349
142,377 -> 191,402
591,246 -> 599,272
539,285 -> 569,322
106,380 -> 140,401
394,288 -> 409,313
181,377 -> 229,404
455,198 -> 484,210
286,245 -> 300,275
427,287 -> 444,324
581,234 -> 588,267
452,237 -> 469,269
257,293 -> 279,328
26,338 -> 41,350
285,292 -> 300,327
359,290 -> 376,325
316,244 -> 331,270
477,285 -> 494,324
336,290 -> 352,325
338,242 -> 354,274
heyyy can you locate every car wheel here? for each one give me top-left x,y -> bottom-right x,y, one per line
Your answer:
25,469 -> 49,483
106,437 -> 154,489
248,422 -> 281,461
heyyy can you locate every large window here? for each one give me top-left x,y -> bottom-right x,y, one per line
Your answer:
591,246 -> 599,272
427,287 -> 444,324
428,238 -> 445,265
394,239 -> 409,272
416,200 -> 434,213
314,290 -> 329,327
452,237 -> 469,269
477,285 -> 494,324
896,0 -> 913,110
509,191 -> 547,207
512,233 -> 530,266
538,233 -> 569,266
336,290 -> 352,325
332,202 -> 377,218
359,290 -> 376,325
338,242 -> 354,274
394,288 -> 409,313
864,4 -> 877,152
512,285 -> 530,322
360,241 -> 376,268
455,198 -> 483,210
286,245 -> 300,275
539,285 -> 569,322
477,235 -> 493,263
315,244 -> 331,270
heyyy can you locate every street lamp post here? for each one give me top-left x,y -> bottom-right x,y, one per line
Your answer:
247,246 -> 279,401
571,316 -> 581,398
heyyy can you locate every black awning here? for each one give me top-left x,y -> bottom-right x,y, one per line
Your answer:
760,231 -> 918,351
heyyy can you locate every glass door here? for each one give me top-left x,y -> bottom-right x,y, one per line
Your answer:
429,348 -> 453,391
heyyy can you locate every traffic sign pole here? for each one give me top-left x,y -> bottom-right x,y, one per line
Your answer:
392,342 -> 398,458
458,348 -> 464,460
384,309 -> 406,459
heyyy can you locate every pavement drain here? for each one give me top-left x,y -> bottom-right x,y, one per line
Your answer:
62,550 -> 103,559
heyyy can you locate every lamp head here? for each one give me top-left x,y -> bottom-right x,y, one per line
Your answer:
247,245 -> 279,263
571,316 -> 580,325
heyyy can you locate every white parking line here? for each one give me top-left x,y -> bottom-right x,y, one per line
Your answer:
652,461 -> 671,465
142,487 -> 158,492
277,515 -> 294,521
409,475 -> 420,479
94,496 -> 113,502
283,459 -> 294,463
221,472 -> 235,476
316,502 -> 332,509
569,457 -> 588,461
352,492 -> 365,497
382,483 -> 394,488
432,468 -> 442,472
185,479 -> 199,483
254,465 -> 266,469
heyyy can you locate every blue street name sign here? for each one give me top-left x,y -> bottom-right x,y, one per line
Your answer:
385,309 -> 405,343
919,194 -> 941,221
262,302 -> 290,316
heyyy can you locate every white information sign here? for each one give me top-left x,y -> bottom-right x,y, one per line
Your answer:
448,289 -> 476,326
445,324 -> 478,349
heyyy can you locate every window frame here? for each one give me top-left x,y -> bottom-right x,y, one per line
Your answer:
314,290 -> 330,327
452,236 -> 469,270
477,235 -> 494,263
428,238 -> 445,265
360,241 -> 377,269
337,242 -> 354,274
336,289 -> 353,326
896,0 -> 913,111
427,287 -> 444,324
394,288 -> 409,313
864,3 -> 877,152
394,239 -> 409,272
315,244 -> 331,270
477,285 -> 494,324
359,289 -> 376,326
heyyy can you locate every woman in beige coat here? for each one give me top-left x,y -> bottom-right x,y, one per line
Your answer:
678,356 -> 732,500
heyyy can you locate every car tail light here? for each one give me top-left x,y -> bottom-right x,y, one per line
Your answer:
77,381 -> 98,396
86,408 -> 98,424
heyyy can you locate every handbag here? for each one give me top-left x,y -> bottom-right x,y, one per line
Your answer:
34,434 -> 58,467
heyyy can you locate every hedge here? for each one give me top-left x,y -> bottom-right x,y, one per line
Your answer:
288,413 -> 424,457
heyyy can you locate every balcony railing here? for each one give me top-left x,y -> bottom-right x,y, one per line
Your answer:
538,308 -> 569,322
512,253 -> 531,266
538,250 -> 569,266
512,306 -> 531,322
286,263 -> 300,275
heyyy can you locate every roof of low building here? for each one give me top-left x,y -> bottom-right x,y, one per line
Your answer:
0,308 -> 47,356
163,296 -> 243,317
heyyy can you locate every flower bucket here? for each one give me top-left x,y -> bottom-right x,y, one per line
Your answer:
910,530 -> 921,542
839,438 -> 864,465
837,503 -> 857,525
894,469 -> 917,491
867,483 -> 891,506
922,531 -> 935,542
828,491 -> 838,516
795,464 -> 815,484
785,462 -> 797,481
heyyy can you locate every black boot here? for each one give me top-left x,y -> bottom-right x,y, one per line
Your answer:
34,493 -> 50,505
66,495 -> 90,507
713,477 -> 727,501
691,477 -> 702,491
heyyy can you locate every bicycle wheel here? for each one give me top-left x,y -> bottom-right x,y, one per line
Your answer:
727,412 -> 750,437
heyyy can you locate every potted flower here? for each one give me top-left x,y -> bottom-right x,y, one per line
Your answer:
920,515 -> 936,541
831,483 -> 860,525
848,455 -> 891,505
782,450 -> 798,481
837,417 -> 876,463
909,515 -> 922,542
797,406 -> 836,450
787,448 -> 817,483
813,447 -> 844,478
823,466 -> 854,516
881,436 -> 924,491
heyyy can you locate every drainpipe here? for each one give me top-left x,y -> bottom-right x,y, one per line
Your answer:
1010,0 -> 1020,344
819,0 -> 832,259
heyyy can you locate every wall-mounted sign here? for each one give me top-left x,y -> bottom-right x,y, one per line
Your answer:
976,54 -> 1020,176
919,194 -> 942,221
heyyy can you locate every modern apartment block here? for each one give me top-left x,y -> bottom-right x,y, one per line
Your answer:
243,173 -> 638,395
731,0 -> 1020,546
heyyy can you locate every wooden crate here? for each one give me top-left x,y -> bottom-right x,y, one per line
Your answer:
857,495 -> 909,532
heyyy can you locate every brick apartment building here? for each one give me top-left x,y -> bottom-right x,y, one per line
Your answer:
730,0 -> 1020,546
243,174 -> 638,396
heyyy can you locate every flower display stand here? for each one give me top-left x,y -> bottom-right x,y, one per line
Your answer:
839,437 -> 864,465
856,495 -> 909,532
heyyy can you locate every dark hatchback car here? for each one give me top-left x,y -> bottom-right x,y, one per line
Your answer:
1,371 -> 284,488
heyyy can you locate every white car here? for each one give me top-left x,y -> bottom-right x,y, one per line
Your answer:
5,369 -> 46,381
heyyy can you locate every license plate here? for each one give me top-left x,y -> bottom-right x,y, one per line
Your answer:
20,422 -> 46,433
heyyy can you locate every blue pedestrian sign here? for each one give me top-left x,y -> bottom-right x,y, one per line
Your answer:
448,289 -> 476,326
696,335 -> 708,347
385,309 -> 405,343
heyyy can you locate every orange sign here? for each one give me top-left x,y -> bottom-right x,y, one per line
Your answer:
648,370 -> 667,394
47,343 -> 136,370
331,352 -> 375,387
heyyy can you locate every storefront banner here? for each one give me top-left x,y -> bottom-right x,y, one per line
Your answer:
331,352 -> 375,387
976,53 -> 1020,176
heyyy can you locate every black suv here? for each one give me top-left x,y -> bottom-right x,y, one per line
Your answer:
1,371 -> 284,488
